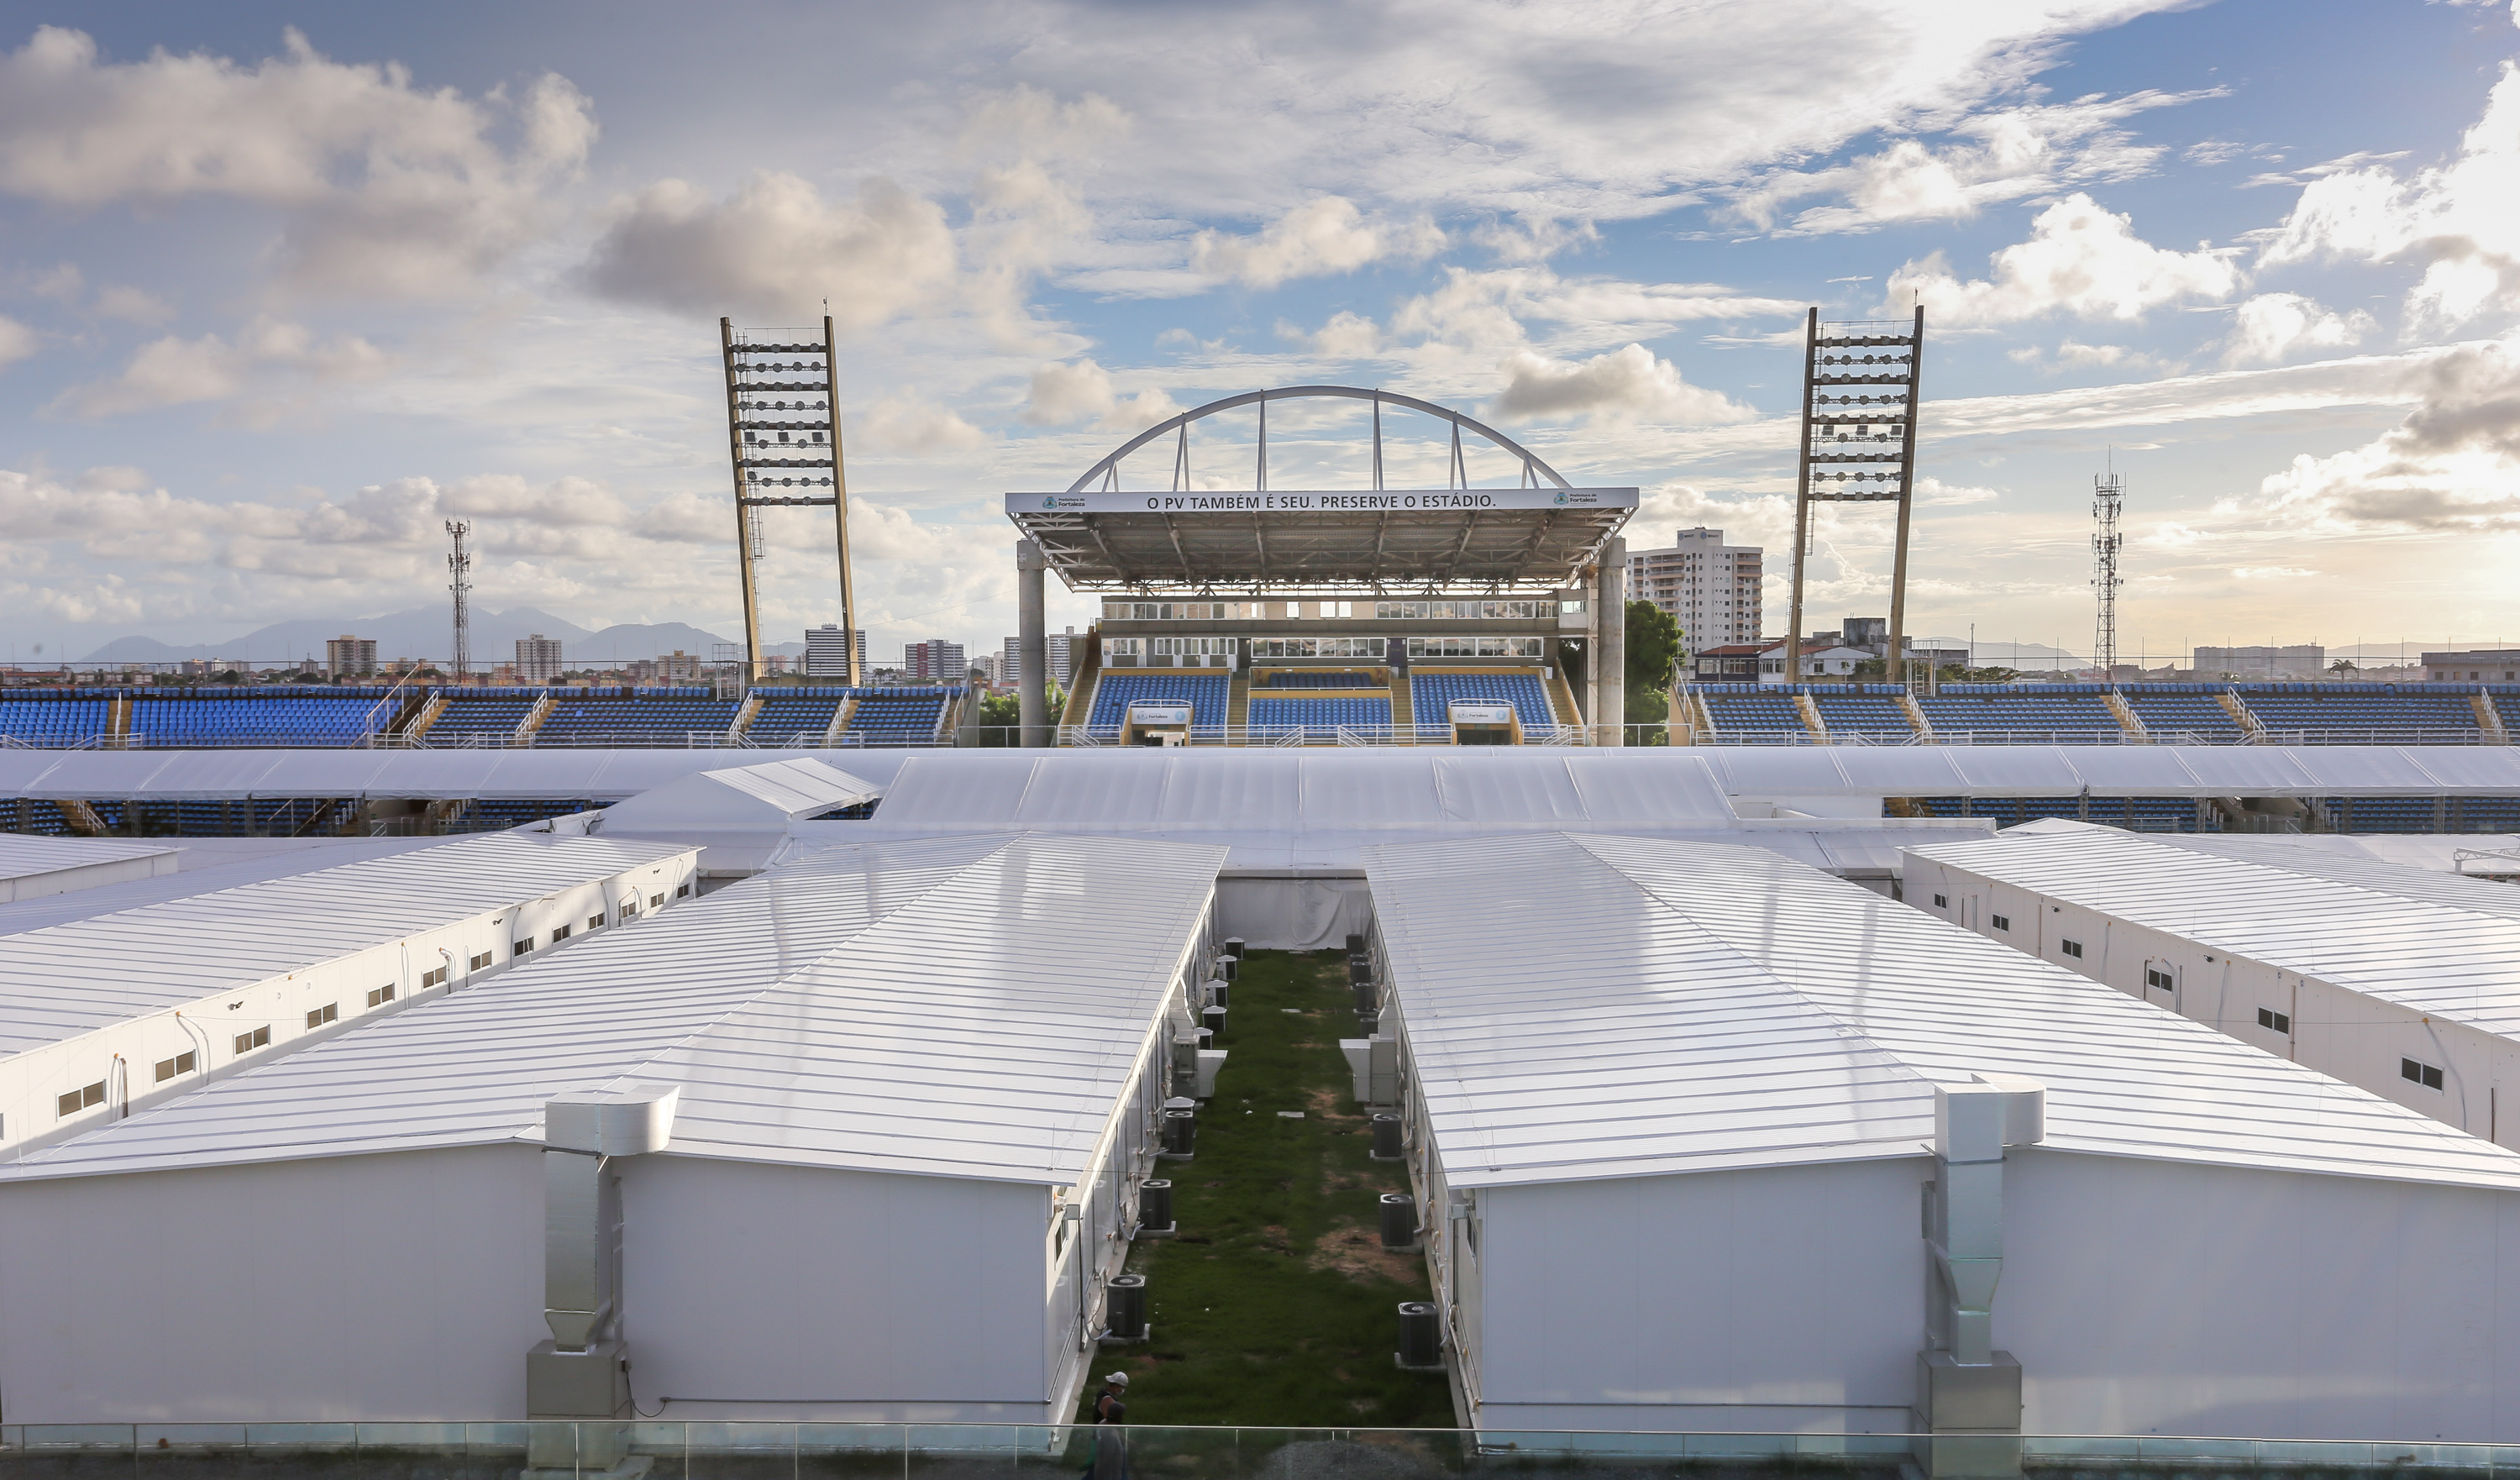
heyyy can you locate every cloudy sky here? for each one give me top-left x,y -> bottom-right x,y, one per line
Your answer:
0,0 -> 2516,667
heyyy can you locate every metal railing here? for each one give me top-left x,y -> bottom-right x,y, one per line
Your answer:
3,1421 -> 2512,1478
1053,722 -> 1585,747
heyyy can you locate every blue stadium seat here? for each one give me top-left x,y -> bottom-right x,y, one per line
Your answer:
1247,695 -> 1393,740
839,686 -> 957,744
2238,685 -> 2483,743
748,688 -> 851,746
1260,670 -> 1378,689
1697,688 -> 1809,743
428,690 -> 540,743
2123,687 -> 2247,742
1806,687 -> 1915,742
0,695 -> 111,747
534,688 -> 740,747
1088,674 -> 1231,739
1407,672 -> 1556,738
1916,690 -> 2124,743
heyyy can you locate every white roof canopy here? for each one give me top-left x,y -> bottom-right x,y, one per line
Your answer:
1368,832 -> 2520,1192
1908,821 -> 2520,1037
3,832 -> 1226,1186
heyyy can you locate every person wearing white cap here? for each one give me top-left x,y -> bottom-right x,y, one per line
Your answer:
1083,1371 -> 1131,1480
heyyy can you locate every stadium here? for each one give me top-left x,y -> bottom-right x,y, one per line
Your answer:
5,365 -> 2520,1480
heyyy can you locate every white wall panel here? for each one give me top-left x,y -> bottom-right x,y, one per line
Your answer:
1473,1161 -> 1925,1432
2005,1150 -> 2520,1441
0,1145 -> 538,1422
622,1157 -> 1051,1422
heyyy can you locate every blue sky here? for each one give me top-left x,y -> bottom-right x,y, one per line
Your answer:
0,0 -> 2515,667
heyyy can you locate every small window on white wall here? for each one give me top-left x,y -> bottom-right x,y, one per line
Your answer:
2061,940 -> 2083,958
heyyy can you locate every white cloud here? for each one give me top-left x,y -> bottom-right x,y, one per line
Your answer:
1489,344 -> 1753,426
48,316 -> 391,422
1281,310 -> 1383,358
1883,192 -> 2239,325
2258,60 -> 2520,325
2251,333 -> 2520,533
1729,88 -> 2217,235
1189,197 -> 1441,288
2221,292 -> 2375,367
582,172 -> 957,327
0,315 -> 34,369
0,26 -> 594,297
856,398 -> 986,454
1022,358 -> 1182,431
91,285 -> 173,324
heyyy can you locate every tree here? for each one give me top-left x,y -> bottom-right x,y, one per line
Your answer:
1622,600 -> 1682,743
1625,599 -> 1683,696
975,683 -> 1064,744
2328,658 -> 2359,677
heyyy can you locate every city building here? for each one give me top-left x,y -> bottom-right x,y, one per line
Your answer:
1690,638 -> 1875,682
904,640 -> 968,685
514,633 -> 564,683
627,652 -> 703,683
2193,645 -> 2327,680
1002,630 -> 1077,690
804,626 -> 866,678
324,637 -> 377,680
1627,527 -> 1762,649
2423,648 -> 2520,682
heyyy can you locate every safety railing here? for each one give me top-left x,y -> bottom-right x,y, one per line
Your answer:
1053,722 -> 1584,747
3,1422 -> 2513,1478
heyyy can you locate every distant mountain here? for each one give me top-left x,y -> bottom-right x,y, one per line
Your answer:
79,607 -> 746,667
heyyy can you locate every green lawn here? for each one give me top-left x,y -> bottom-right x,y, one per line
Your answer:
1081,949 -> 1452,1429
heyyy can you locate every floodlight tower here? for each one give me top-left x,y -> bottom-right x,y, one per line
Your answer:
2092,468 -> 2125,675
720,316 -> 860,685
445,520 -> 472,682
1784,305 -> 1925,685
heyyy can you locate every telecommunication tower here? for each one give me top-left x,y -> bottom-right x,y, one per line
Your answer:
444,520 -> 472,682
720,316 -> 859,685
2092,468 -> 2124,675
1785,305 -> 1926,685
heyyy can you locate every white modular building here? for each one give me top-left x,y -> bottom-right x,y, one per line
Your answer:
0,832 -> 698,1157
0,832 -> 1226,1426
1363,832 -> 2520,1444
1904,820 -> 2520,1147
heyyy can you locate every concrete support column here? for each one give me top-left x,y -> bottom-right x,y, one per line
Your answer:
1017,539 -> 1052,748
1594,538 -> 1626,747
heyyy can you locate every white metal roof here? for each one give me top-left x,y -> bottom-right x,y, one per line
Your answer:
0,832 -> 695,1059
0,748 -> 895,803
0,835 -> 174,879
0,838 -> 455,936
1908,821 -> 2520,1037
1368,832 -> 2520,1192
1,832 -> 1226,1185
1694,744 -> 2520,799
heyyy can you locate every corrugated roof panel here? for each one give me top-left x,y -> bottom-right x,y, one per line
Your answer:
1908,822 -> 2520,1037
1368,832 -> 2520,1193
0,832 -> 693,1058
3,832 -> 1226,1186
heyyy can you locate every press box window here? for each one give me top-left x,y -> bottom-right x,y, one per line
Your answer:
420,966 -> 448,989
1932,894 -> 1948,909
1990,914 -> 2011,932
469,951 -> 494,971
57,1081 -> 105,1116
2061,940 -> 2083,958
2402,1058 -> 2445,1091
234,1026 -> 270,1054
588,914 -> 605,932
2146,968 -> 2175,992
366,984 -> 396,1008
307,1002 -> 339,1028
551,924 -> 572,942
676,884 -> 690,899
513,937 -> 535,957
152,1052 -> 197,1083
648,894 -> 664,909
2257,1007 -> 2292,1034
